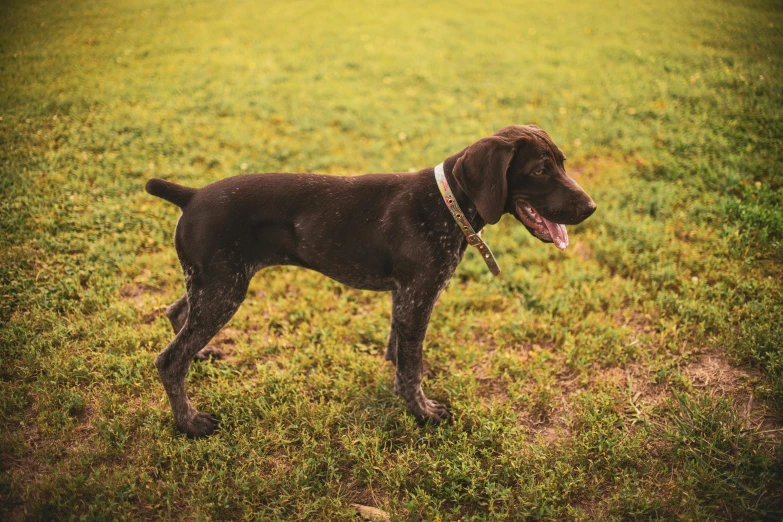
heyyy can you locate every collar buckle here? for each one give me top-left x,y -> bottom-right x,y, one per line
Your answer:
465,233 -> 483,246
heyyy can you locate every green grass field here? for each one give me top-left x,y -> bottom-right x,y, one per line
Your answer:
2,0 -> 782,519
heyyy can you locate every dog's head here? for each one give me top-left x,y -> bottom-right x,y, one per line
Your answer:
452,125 -> 596,250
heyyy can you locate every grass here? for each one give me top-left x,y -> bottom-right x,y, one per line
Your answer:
1,0 -> 782,519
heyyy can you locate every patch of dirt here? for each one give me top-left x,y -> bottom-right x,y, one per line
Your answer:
257,455 -> 293,477
120,281 -> 164,308
206,325 -> 272,367
684,351 -> 782,440
212,326 -> 243,346
515,341 -> 783,446
591,350 -> 782,442
517,395 -> 575,444
73,401 -> 98,434
598,365 -> 669,427
685,352 -> 756,394
467,341 -> 579,441
141,309 -> 163,324
539,373 -> 579,438
468,324 -> 780,448
516,364 -> 580,442
474,376 -> 509,403
623,366 -> 669,411
527,392 -> 576,444
348,490 -> 387,517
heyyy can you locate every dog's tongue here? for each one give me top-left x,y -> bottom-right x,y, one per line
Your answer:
542,217 -> 568,250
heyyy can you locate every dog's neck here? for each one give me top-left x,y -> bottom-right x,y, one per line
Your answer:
441,153 -> 484,232
434,157 -> 500,276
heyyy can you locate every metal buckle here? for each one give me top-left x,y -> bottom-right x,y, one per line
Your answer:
466,233 -> 483,246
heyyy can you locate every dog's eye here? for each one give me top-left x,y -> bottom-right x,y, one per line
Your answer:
532,169 -> 545,176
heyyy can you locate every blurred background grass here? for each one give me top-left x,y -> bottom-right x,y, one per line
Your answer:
1,0 -> 782,519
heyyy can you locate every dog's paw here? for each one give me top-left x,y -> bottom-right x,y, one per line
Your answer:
411,398 -> 451,425
178,411 -> 218,438
194,345 -> 224,361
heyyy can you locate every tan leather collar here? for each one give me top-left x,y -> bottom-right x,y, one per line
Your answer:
434,163 -> 501,276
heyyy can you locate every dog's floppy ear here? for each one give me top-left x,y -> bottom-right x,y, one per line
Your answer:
452,136 -> 515,225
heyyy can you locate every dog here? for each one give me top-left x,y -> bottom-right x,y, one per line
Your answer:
146,125 -> 596,437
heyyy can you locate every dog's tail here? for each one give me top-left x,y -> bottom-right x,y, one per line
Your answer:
145,178 -> 197,208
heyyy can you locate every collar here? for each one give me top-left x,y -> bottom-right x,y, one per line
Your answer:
434,163 -> 501,276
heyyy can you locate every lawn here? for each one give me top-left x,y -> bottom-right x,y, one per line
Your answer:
1,0 -> 782,519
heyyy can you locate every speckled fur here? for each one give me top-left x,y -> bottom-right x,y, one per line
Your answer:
146,125 -> 596,438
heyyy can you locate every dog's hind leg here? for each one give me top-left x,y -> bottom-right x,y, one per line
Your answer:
165,293 -> 225,361
384,291 -> 398,364
155,268 -> 249,438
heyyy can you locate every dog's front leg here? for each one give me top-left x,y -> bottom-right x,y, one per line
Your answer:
392,282 -> 450,424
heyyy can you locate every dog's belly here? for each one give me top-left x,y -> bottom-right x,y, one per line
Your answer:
248,221 -> 397,292
289,239 -> 397,292
307,264 -> 396,292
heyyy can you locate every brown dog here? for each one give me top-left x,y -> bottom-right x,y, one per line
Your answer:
146,125 -> 596,437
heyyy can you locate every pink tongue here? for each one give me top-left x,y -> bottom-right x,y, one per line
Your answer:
542,217 -> 568,250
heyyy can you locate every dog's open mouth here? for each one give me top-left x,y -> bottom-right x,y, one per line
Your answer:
515,200 -> 569,250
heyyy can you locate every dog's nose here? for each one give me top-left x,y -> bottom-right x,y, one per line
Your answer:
581,199 -> 597,219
